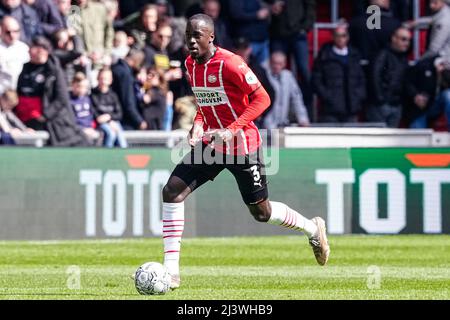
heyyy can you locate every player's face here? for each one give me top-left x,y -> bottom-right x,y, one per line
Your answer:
185,20 -> 214,61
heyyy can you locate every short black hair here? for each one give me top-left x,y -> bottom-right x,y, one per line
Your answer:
233,37 -> 250,51
188,13 -> 214,33
31,36 -> 53,53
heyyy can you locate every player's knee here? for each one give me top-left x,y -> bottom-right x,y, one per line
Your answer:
162,184 -> 185,203
248,204 -> 271,223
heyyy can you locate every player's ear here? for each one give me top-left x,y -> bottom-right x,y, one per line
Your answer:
209,33 -> 215,44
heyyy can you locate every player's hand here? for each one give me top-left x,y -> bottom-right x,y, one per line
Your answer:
188,123 -> 204,147
204,129 -> 233,143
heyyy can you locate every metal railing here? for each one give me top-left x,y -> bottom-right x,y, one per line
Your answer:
11,128 -> 449,148
11,130 -> 189,148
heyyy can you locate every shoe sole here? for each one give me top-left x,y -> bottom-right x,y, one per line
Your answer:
312,217 -> 330,266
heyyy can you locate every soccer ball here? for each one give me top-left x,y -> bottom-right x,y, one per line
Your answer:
134,262 -> 171,295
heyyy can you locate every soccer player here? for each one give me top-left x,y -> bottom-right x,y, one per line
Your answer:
162,14 -> 330,289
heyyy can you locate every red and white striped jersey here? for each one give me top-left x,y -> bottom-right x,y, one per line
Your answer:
185,47 -> 262,155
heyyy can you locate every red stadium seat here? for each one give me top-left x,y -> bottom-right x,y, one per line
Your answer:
432,114 -> 449,132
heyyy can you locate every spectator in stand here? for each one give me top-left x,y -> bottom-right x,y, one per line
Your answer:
185,0 -> 230,19
52,28 -> 88,86
70,72 -> 100,144
16,36 -> 89,146
55,0 -> 71,29
228,0 -> 271,66
111,48 -> 147,130
144,22 -> 173,68
185,0 -> 207,17
111,31 -> 130,64
134,65 -> 149,107
312,25 -> 366,124
173,95 -> 196,130
435,67 -> 450,131
91,67 -> 127,148
367,27 -> 411,128
0,89 -> 31,139
202,0 -> 232,50
101,0 -> 119,23
24,0 -> 64,38
406,0 -> 450,60
139,67 -> 168,130
349,0 -> 401,65
162,14 -> 187,60
154,0 -> 175,19
403,56 -> 450,129
0,16 -> 30,94
233,37 -> 275,128
268,0 -> 316,115
126,4 -> 159,51
154,16 -> 190,103
263,51 -> 310,129
73,0 -> 114,68
118,0 -> 149,20
352,0 -> 411,22
144,22 -> 183,100
0,0 -> 42,44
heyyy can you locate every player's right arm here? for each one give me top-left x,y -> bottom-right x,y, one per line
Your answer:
188,110 -> 204,147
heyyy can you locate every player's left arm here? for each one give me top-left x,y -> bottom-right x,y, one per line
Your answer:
225,56 -> 271,134
227,86 -> 271,134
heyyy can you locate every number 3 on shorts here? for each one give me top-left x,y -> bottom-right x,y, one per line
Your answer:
250,165 -> 262,187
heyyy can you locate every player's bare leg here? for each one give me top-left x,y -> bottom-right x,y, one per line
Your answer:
247,199 -> 330,266
161,176 -> 194,289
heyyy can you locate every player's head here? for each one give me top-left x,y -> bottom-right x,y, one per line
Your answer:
185,14 -> 215,61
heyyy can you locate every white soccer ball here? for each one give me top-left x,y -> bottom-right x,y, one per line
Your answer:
134,262 -> 171,295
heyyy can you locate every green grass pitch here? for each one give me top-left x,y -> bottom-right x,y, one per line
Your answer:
0,235 -> 449,300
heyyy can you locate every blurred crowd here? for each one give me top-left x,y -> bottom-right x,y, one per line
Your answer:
0,0 -> 450,146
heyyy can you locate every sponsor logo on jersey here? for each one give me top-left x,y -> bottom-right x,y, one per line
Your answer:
245,71 -> 258,85
192,86 -> 230,107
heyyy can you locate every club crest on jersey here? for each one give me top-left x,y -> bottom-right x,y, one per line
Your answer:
245,71 -> 258,85
208,74 -> 217,83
